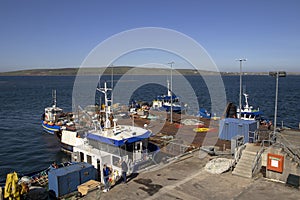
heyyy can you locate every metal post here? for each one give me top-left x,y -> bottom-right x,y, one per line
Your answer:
274,72 -> 279,138
236,59 -> 247,119
269,71 -> 286,142
168,62 -> 174,124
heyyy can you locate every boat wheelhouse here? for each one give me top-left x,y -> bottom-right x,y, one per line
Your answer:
237,93 -> 263,120
152,80 -> 186,113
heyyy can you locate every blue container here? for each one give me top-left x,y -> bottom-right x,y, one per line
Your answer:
48,162 -> 96,197
219,118 -> 258,143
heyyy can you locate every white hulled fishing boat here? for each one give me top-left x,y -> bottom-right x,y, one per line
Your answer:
59,82 -> 158,185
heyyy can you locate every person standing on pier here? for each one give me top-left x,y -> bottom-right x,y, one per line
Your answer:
121,159 -> 128,184
103,164 -> 111,192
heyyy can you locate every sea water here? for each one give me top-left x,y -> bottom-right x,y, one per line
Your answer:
0,75 -> 299,182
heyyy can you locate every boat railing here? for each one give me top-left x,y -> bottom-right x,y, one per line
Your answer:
277,134 -> 300,166
164,140 -> 190,155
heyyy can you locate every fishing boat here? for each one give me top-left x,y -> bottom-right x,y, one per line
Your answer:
197,108 -> 211,118
152,80 -> 186,113
129,100 -> 150,119
41,90 -> 74,134
69,82 -> 159,186
236,93 -> 263,120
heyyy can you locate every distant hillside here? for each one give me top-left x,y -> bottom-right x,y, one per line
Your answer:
0,67 -> 299,76
0,68 -> 79,76
0,67 -> 219,76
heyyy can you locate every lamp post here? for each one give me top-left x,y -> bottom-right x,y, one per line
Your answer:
236,59 -> 247,119
269,71 -> 286,141
168,62 -> 174,124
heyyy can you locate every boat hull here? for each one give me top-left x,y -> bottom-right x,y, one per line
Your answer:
60,142 -> 74,153
160,105 -> 184,113
42,121 -> 61,134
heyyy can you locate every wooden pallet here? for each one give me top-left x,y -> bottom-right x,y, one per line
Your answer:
77,180 -> 101,196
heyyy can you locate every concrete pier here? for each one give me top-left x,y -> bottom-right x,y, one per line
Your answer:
81,150 -> 300,200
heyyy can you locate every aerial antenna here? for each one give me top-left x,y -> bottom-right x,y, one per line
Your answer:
52,90 -> 57,107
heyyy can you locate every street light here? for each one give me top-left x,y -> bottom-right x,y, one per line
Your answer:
168,61 -> 174,124
269,71 -> 286,141
236,58 -> 247,119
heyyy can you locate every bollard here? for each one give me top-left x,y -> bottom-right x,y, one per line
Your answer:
0,186 -> 3,200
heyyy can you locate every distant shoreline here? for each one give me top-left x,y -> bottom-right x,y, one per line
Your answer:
0,67 -> 299,76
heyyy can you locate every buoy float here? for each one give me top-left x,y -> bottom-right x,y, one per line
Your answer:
48,122 -> 54,126
193,127 -> 217,133
193,128 -> 210,132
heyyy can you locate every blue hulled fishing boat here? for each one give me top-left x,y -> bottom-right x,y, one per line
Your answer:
41,90 -> 73,134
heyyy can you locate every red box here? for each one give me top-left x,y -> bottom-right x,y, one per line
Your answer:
267,153 -> 284,173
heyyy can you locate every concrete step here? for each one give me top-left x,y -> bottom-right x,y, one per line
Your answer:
244,144 -> 261,152
232,146 -> 259,179
232,169 -> 252,178
239,157 -> 255,163
234,166 -> 252,174
236,161 -> 254,168
233,167 -> 252,174
242,150 -> 258,157
236,162 -> 253,170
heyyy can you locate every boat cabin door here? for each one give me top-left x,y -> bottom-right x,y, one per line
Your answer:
133,141 -> 142,161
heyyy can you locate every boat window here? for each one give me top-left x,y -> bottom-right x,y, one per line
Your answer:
80,152 -> 84,162
87,155 -> 92,164
135,142 -> 141,150
112,156 -> 120,167
98,143 -> 108,152
107,145 -> 120,155
142,140 -> 148,150
120,144 -> 133,160
97,159 -> 101,180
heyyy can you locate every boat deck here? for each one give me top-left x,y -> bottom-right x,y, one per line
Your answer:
120,111 -> 231,155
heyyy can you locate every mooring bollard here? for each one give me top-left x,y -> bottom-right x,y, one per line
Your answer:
0,186 -> 3,200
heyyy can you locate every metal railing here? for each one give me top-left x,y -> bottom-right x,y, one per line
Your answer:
233,144 -> 246,167
165,140 -> 190,155
251,145 -> 265,175
277,134 -> 300,166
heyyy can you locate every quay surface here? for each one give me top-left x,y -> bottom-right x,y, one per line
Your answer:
81,150 -> 300,200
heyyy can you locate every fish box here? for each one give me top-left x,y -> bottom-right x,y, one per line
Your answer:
48,162 -> 96,198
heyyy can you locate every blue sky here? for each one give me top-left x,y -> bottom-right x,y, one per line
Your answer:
0,0 -> 299,72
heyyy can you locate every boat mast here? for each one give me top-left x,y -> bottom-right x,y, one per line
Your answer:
243,93 -> 249,109
52,90 -> 57,108
168,62 -> 174,124
167,80 -> 172,96
97,82 -> 112,128
111,65 -> 114,112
